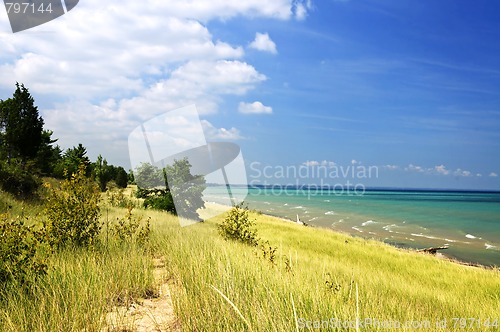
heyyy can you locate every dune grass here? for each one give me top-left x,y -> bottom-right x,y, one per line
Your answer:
1,188 -> 499,331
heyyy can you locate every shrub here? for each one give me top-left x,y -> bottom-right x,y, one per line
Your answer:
218,203 -> 259,246
44,165 -> 101,249
0,214 -> 47,284
112,207 -> 150,245
106,188 -> 137,209
0,160 -> 41,198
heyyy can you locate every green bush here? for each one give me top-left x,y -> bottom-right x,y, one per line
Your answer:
0,161 -> 41,198
143,192 -> 176,213
218,203 -> 259,246
0,214 -> 47,284
44,165 -> 101,249
112,207 -> 150,245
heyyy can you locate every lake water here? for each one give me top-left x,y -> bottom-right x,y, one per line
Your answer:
204,186 -> 500,266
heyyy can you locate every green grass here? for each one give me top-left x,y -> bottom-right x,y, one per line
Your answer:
1,187 -> 499,331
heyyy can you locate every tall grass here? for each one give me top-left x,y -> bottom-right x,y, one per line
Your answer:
152,209 -> 500,331
1,189 -> 499,331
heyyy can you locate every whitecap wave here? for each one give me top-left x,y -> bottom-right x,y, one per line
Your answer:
361,220 -> 376,227
352,226 -> 363,233
465,234 -> 478,239
411,233 -> 440,240
485,243 -> 497,250
325,211 -> 336,215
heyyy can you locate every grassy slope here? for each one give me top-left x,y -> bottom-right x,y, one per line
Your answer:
1,188 -> 499,331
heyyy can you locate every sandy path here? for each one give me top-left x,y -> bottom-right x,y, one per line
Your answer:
102,257 -> 180,331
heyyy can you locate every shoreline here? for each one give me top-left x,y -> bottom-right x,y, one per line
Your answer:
203,202 -> 496,270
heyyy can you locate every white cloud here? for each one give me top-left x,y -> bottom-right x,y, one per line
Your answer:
201,120 -> 243,140
476,173 -> 482,177
249,33 -> 277,54
320,160 -> 336,168
434,165 -> 449,175
302,160 -> 336,168
294,0 -> 313,20
490,172 -> 498,177
0,0 -> 308,166
453,169 -> 472,177
303,160 -> 319,167
238,101 -> 273,114
383,165 -> 399,170
405,164 -> 425,172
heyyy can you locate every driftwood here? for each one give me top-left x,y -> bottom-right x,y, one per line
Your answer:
417,246 -> 449,255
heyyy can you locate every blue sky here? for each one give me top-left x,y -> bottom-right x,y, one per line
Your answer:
1,0 -> 500,190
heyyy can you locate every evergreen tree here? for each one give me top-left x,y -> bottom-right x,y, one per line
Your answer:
55,144 -> 91,178
0,83 -> 44,163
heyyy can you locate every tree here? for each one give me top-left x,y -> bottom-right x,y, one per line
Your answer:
35,130 -> 62,176
134,158 -> 206,220
93,154 -> 111,192
55,143 -> 91,178
164,158 -> 206,220
44,164 -> 101,249
114,166 -> 128,188
0,83 -> 44,163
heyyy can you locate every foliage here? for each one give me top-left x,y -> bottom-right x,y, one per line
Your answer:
35,130 -> 62,176
114,166 -> 129,188
54,143 -> 91,179
112,207 -> 150,245
44,165 -> 101,249
134,162 -> 164,189
0,213 -> 47,284
0,160 -> 41,198
143,192 -> 176,213
218,203 -> 259,246
93,154 -> 111,192
106,188 -> 137,208
0,83 -> 44,163
164,158 -> 206,220
134,159 -> 206,220
259,240 -> 278,266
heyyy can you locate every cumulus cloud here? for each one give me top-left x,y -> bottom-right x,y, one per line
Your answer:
454,169 -> 472,177
201,120 -> 243,140
405,164 -> 425,172
249,33 -> 277,54
490,172 -> 498,177
434,165 -> 450,175
383,165 -> 399,170
294,0 -> 313,20
238,101 -> 273,114
302,160 -> 336,168
0,0 -> 310,166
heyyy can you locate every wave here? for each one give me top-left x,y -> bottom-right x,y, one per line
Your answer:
292,206 -> 305,209
361,220 -> 376,226
352,226 -> 363,233
485,243 -> 498,250
465,234 -> 482,239
411,233 -> 440,240
325,211 -> 336,215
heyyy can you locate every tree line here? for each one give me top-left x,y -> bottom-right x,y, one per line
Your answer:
0,83 -> 129,197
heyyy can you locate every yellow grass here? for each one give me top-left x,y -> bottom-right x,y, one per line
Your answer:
1,187 -> 499,331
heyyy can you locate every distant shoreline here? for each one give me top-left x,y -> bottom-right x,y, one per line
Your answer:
203,201 -> 495,270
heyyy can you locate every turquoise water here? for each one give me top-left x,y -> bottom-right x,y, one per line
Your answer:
204,187 -> 500,266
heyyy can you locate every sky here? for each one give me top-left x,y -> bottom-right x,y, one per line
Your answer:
1,0 -> 500,190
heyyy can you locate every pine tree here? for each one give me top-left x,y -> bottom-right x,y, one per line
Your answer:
0,83 -> 44,164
